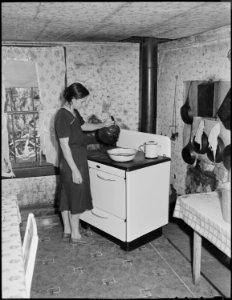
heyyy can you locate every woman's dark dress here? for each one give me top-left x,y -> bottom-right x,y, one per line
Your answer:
54,108 -> 93,214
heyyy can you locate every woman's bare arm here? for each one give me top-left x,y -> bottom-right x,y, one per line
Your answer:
81,119 -> 114,132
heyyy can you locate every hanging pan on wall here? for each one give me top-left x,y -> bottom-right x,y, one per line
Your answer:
192,131 -> 208,154
180,81 -> 193,124
217,88 -> 231,130
206,136 -> 225,163
222,144 -> 231,170
181,125 -> 197,165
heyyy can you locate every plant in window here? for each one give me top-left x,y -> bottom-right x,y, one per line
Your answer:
4,87 -> 43,166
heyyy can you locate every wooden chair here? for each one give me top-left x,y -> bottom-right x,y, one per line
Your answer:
22,213 -> 39,298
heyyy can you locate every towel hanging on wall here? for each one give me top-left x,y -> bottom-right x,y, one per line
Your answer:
208,122 -> 221,161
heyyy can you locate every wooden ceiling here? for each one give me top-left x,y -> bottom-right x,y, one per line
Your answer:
2,2 -> 231,43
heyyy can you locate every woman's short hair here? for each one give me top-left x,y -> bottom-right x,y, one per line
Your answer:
63,82 -> 89,102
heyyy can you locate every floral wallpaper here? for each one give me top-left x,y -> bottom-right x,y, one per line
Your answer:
2,176 -> 58,207
2,30 -> 230,200
66,43 -> 140,130
157,26 -> 231,195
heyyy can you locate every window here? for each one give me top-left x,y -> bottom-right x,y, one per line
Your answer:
4,87 -> 46,167
187,80 -> 231,119
197,82 -> 214,118
2,59 -> 59,178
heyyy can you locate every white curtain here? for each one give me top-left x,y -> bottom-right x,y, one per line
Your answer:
4,60 -> 38,88
2,73 -> 15,177
2,60 -> 40,177
2,46 -> 66,169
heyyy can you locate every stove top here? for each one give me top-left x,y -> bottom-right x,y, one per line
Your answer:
87,148 -> 171,171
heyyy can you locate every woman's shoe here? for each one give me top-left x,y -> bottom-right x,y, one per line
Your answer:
62,233 -> 71,241
70,237 -> 89,246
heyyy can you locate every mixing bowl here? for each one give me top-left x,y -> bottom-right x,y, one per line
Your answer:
107,148 -> 137,162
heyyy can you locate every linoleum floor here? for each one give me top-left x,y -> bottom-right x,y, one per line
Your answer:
24,217 -> 229,299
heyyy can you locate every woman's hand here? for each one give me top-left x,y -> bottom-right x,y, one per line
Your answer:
72,168 -> 83,184
102,117 -> 115,127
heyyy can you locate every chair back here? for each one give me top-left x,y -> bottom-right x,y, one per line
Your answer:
22,213 -> 39,298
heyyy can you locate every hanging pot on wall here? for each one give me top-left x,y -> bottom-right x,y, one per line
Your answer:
222,144 -> 231,170
192,131 -> 208,154
217,88 -> 231,130
180,81 -> 193,124
206,136 -> 225,163
181,125 -> 197,165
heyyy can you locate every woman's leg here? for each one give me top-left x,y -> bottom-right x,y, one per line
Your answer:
61,210 -> 71,234
70,213 -> 81,239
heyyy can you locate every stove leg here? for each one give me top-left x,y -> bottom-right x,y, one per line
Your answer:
121,242 -> 130,252
120,228 -> 163,251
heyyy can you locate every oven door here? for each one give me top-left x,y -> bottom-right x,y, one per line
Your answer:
89,166 -> 126,220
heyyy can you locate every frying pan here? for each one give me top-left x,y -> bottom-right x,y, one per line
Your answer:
217,88 -> 231,130
182,125 -> 197,165
180,81 -> 193,125
222,144 -> 231,170
192,131 -> 208,154
206,136 -> 225,163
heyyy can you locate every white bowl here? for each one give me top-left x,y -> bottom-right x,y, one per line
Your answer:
107,148 -> 137,162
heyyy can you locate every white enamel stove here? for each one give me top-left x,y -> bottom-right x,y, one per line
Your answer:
80,129 -> 171,250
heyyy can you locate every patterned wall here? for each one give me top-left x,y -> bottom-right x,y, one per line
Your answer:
2,176 -> 58,207
2,43 -> 140,208
157,26 -> 231,195
66,43 -> 140,130
2,29 -> 230,202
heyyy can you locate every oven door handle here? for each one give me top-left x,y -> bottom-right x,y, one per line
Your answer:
91,209 -> 108,219
97,174 -> 116,182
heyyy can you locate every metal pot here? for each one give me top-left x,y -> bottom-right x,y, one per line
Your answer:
181,125 -> 196,165
182,141 -> 196,165
180,81 -> 193,125
222,144 -> 231,170
192,131 -> 208,154
84,131 -> 98,144
97,116 -> 120,145
217,88 -> 231,130
206,136 -> 225,163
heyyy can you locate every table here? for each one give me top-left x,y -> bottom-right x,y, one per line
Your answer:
173,191 -> 231,284
2,195 -> 27,298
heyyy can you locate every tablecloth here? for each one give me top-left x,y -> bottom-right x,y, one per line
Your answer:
173,191 -> 231,258
2,195 -> 27,298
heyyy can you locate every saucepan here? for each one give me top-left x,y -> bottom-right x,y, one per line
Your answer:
222,144 -> 231,170
206,136 -> 225,163
181,125 -> 197,165
180,81 -> 193,125
192,131 -> 208,154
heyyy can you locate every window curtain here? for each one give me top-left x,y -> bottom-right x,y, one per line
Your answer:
4,60 -> 38,87
2,73 -> 15,177
2,46 -> 66,167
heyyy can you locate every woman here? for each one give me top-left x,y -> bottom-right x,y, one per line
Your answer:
54,82 -> 114,245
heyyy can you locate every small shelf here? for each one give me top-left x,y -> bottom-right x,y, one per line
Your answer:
2,163 -> 59,179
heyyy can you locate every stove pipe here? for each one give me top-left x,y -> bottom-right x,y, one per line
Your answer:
139,37 -> 159,133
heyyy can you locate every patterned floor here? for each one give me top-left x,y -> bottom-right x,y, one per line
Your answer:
28,221 -> 220,298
